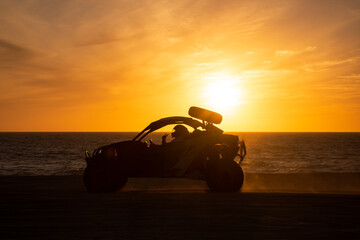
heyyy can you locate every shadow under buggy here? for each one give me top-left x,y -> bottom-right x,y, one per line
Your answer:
84,107 -> 246,192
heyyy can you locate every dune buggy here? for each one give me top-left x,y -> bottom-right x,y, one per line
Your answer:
84,106 -> 246,192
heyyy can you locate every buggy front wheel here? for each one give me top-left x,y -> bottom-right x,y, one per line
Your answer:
83,160 -> 128,192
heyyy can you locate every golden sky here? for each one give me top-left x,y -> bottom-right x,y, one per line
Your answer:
1,0 -> 359,132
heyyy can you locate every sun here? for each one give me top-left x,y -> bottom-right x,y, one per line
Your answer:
202,72 -> 244,114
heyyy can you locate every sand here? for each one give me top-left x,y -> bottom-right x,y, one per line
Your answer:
1,173 -> 360,239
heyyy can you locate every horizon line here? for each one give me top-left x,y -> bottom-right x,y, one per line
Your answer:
1,131 -> 360,133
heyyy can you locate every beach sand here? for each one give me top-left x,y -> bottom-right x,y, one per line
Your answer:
1,173 -> 359,239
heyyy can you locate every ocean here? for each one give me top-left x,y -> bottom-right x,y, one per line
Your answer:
0,132 -> 359,176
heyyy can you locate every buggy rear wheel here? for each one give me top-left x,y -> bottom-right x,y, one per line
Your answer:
206,160 -> 244,192
83,160 -> 127,192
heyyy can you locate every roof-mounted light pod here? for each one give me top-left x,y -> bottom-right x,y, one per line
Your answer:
188,106 -> 223,124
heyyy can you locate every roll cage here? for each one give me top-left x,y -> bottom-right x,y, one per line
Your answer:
132,116 -> 223,142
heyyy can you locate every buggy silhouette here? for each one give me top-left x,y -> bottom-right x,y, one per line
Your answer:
84,107 -> 246,192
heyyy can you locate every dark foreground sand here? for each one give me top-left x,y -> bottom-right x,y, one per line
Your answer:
1,173 -> 360,239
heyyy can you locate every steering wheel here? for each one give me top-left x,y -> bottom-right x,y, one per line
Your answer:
145,139 -> 154,147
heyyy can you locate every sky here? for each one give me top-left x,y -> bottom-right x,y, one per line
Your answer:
0,0 -> 359,132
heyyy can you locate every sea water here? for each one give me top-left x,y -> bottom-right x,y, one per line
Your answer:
0,132 -> 359,176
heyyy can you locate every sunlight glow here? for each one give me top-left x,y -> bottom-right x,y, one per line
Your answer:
2,1 -> 360,132
202,72 -> 245,114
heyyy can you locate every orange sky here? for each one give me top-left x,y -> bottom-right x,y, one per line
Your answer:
0,0 -> 359,132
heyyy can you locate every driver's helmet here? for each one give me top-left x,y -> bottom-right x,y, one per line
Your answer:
171,125 -> 189,139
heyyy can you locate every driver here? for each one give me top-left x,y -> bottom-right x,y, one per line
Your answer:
162,125 -> 190,144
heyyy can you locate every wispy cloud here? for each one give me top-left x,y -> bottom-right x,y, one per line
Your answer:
275,50 -> 297,56
275,46 -> 317,56
0,39 -> 37,63
302,58 -> 357,72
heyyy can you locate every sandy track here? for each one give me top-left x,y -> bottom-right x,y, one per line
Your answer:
1,174 -> 359,239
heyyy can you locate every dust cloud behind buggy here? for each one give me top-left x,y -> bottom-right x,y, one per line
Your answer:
84,107 -> 247,192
